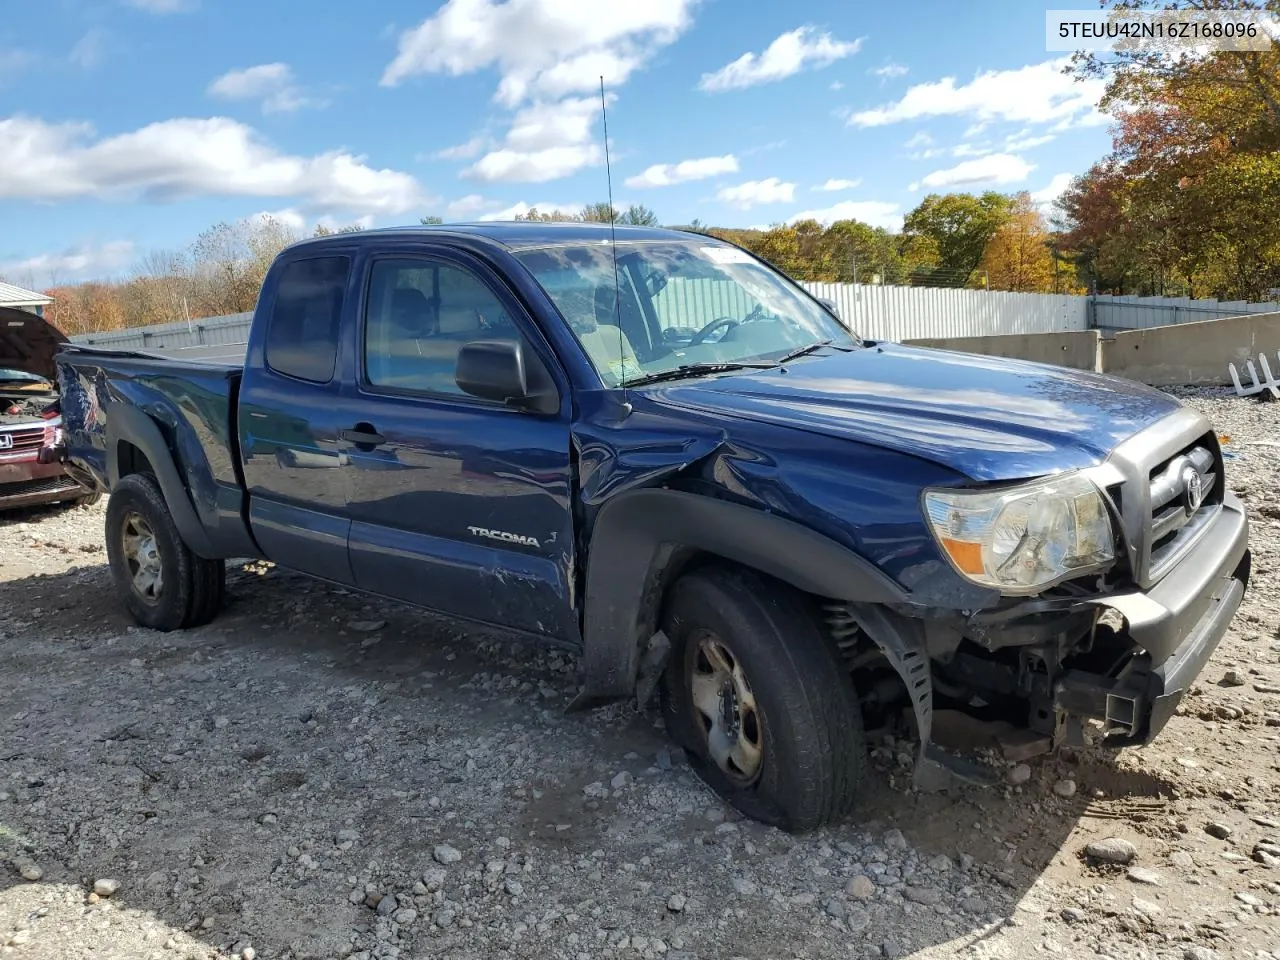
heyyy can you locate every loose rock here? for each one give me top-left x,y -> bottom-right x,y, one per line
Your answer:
433,844 -> 462,864
92,879 -> 120,898
1126,867 -> 1162,886
1205,821 -> 1232,840
1053,779 -> 1077,798
1084,837 -> 1137,865
845,875 -> 875,900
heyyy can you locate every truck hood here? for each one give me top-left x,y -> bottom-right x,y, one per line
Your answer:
0,306 -> 67,384
644,343 -> 1185,482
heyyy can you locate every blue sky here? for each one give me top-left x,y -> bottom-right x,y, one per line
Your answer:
0,0 -> 1112,288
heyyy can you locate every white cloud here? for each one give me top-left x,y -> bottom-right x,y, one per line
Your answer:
700,26 -> 862,92
0,240 -> 135,284
716,177 -> 796,209
444,194 -> 496,219
950,142 -> 994,158
913,153 -> 1035,191
463,95 -> 609,183
466,146 -> 599,183
816,178 -> 861,192
432,136 -> 488,161
381,0 -> 696,105
786,200 -> 901,230
123,0 -> 193,11
625,154 -> 738,188
829,80 -> 844,91
250,208 -> 307,233
849,58 -> 1105,129
208,63 -> 315,114
70,29 -> 109,70
870,63 -> 908,80
1004,132 -> 1055,152
1030,172 -> 1073,208
385,2 -> 702,186
250,208 -> 375,234
477,200 -> 583,221
0,115 -> 429,215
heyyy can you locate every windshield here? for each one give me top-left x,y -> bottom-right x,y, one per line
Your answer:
513,239 -> 856,386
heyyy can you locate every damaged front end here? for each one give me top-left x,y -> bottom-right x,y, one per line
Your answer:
831,416 -> 1252,792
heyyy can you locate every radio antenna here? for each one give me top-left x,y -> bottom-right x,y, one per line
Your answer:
599,75 -> 628,406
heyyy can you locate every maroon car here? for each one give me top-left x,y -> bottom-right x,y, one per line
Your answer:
0,306 -> 97,510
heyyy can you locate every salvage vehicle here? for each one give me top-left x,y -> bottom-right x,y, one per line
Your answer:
54,224 -> 1250,830
0,306 -> 98,511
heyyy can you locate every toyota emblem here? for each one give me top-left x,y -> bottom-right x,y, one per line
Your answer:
1181,465 -> 1205,514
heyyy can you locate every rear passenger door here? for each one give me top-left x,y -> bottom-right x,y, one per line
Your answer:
335,250 -> 579,641
238,254 -> 357,585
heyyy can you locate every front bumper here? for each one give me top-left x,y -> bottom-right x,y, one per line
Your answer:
0,457 -> 88,509
1053,491 -> 1251,745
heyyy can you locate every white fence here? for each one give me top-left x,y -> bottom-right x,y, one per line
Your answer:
1092,294 -> 1280,331
805,283 -> 1088,339
68,282 -> 1091,353
64,284 -> 1280,353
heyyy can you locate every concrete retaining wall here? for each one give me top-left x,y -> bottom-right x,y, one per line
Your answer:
906,330 -> 1101,372
1101,311 -> 1280,386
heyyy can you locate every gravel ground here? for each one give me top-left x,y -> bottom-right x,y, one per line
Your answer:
1,386 -> 1278,960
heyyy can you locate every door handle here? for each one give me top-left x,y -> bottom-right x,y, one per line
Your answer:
339,425 -> 386,449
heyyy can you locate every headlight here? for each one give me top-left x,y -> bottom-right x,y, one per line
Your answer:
923,471 -> 1115,595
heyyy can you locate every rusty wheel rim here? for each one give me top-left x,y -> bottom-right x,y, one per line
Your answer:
688,630 -> 764,786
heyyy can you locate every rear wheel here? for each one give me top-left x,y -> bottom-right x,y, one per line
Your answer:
104,473 -> 225,631
659,566 -> 868,832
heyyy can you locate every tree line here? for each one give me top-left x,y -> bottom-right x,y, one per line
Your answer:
23,190 -> 1076,338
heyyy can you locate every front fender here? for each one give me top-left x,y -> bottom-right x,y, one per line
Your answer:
574,488 -> 910,708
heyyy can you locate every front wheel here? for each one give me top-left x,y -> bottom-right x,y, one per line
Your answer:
659,566 -> 867,832
104,474 -> 225,631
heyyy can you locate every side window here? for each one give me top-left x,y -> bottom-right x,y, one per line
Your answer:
363,258 -> 521,398
265,256 -> 350,383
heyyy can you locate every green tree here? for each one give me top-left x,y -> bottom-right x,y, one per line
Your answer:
823,220 -> 907,284
619,204 -> 659,226
419,215 -> 444,225
902,192 -> 1013,286
580,202 -> 619,223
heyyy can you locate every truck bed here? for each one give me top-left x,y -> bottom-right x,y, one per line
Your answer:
56,344 -> 250,553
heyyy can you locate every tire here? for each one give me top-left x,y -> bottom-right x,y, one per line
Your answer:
659,565 -> 867,832
104,473 -> 225,631
72,490 -> 102,508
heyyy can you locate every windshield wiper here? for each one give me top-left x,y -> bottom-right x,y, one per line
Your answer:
777,339 -> 837,364
621,361 -> 775,387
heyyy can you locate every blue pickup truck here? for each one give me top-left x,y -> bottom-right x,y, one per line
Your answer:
55,223 -> 1250,831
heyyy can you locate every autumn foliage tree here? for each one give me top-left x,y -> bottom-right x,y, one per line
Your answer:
977,192 -> 1061,293
1061,0 -> 1280,298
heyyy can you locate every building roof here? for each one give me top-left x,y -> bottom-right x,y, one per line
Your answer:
0,281 -> 52,308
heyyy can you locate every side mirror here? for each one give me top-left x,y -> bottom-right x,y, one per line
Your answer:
455,339 -> 557,414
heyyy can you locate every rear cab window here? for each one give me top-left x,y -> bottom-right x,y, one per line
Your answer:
265,256 -> 351,383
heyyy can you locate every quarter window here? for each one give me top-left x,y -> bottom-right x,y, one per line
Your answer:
265,257 -> 350,383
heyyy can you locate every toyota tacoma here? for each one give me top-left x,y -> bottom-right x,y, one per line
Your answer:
53,224 -> 1250,831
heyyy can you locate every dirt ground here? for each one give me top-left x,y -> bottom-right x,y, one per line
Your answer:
0,387 -> 1277,960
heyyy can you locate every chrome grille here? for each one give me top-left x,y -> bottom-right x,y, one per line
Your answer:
1084,407 -> 1224,589
0,426 -> 45,454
